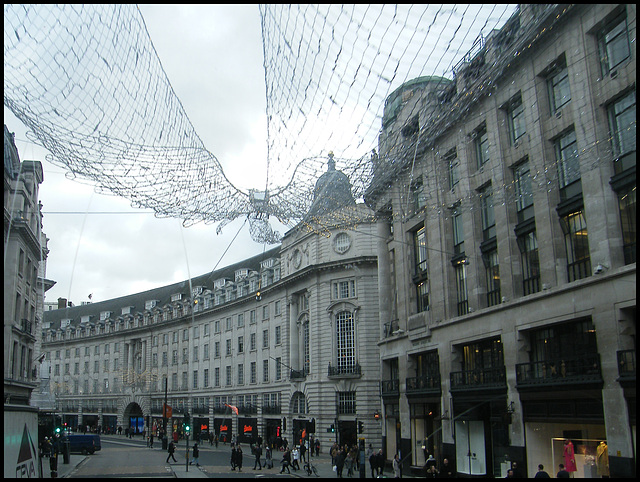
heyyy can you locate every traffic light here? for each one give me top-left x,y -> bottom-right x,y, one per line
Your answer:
358,420 -> 364,434
184,412 -> 191,434
330,423 -> 335,433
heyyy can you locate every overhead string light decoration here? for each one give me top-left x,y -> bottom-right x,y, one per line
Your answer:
6,4 -> 528,243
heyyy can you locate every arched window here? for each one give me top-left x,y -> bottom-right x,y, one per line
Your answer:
336,311 -> 355,372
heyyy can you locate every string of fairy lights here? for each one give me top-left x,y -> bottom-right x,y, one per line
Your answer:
3,4 -> 635,245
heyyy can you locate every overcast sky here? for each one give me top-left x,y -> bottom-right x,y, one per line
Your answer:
5,4 -> 281,305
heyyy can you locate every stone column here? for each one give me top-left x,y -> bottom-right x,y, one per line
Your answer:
289,296 -> 299,371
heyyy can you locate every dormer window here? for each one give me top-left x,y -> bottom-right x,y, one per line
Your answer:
121,306 -> 133,315
214,278 -> 228,290
145,300 -> 157,310
171,293 -> 182,302
99,311 -> 111,321
235,269 -> 249,282
80,315 -> 91,324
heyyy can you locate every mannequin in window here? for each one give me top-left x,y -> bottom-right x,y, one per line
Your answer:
596,441 -> 609,477
563,439 -> 577,473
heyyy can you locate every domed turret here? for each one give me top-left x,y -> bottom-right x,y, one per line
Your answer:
307,152 -> 356,217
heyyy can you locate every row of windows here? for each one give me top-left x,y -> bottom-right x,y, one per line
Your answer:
409,21 -> 635,315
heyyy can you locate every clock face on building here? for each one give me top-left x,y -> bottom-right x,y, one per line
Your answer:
293,249 -> 302,268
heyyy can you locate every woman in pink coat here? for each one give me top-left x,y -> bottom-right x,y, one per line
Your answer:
563,439 -> 577,472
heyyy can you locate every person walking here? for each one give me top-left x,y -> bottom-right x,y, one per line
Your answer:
166,440 -> 177,463
557,463 -> 570,478
292,445 -> 300,470
236,444 -> 243,472
280,447 -> 292,474
253,443 -> 263,470
149,432 -> 154,448
392,453 -> 401,478
231,444 -> 237,471
335,446 -> 346,478
190,442 -> 200,466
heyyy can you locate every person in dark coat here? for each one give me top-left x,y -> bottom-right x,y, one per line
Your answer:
534,464 -> 551,478
280,448 -> 292,474
253,443 -> 263,470
335,446 -> 347,478
236,444 -> 243,472
557,463 -> 570,478
231,443 -> 237,470
166,441 -> 177,463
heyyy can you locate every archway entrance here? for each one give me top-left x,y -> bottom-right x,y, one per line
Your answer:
124,402 -> 144,435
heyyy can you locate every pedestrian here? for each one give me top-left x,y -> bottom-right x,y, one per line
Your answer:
166,441 -> 177,463
280,447 -> 292,474
300,439 -> 307,463
368,445 -> 377,478
236,444 -> 243,472
426,464 -> 439,478
253,443 -> 263,470
440,458 -> 455,478
292,445 -> 300,470
375,449 -> 385,476
231,443 -> 237,470
265,444 -> 273,469
557,463 -> 570,478
392,453 -> 401,478
511,461 -> 524,478
425,453 -> 437,471
149,432 -> 154,448
505,468 -> 515,477
315,438 -> 320,457
335,446 -> 346,478
534,463 -> 550,478
190,442 -> 200,466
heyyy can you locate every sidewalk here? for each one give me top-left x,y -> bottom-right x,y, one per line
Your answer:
41,453 -> 87,478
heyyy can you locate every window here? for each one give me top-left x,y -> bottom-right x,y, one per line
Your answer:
454,262 -> 469,316
507,94 -> 526,143
182,348 -> 188,364
274,301 -> 281,316
193,370 -> 198,389
517,230 -> 541,295
336,311 -> 356,372
204,368 -> 209,388
303,322 -> 310,374
162,352 -> 168,367
183,329 -> 189,341
226,339 -> 232,356
479,185 -> 495,241
214,341 -> 220,358
250,362 -> 257,384
514,160 -> 534,222
452,209 -> 465,256
416,281 -> 429,313
414,226 -> 428,273
275,326 -> 281,345
618,187 -> 636,264
462,338 -> 504,374
608,90 -> 636,168
250,310 -> 256,324
560,210 -> 591,282
238,336 -> 244,354
334,232 -> 351,254
250,333 -> 256,351
598,12 -> 631,75
214,367 -> 220,387
547,62 -> 571,113
333,279 -> 356,299
411,176 -> 427,212
275,357 -> 282,380
237,313 -> 245,327
263,360 -> 269,383
262,329 -> 269,348
555,129 -> 581,193
445,147 -> 459,190
483,250 -> 501,307
193,346 -> 198,362
474,124 -> 490,168
237,364 -> 244,385
225,366 -> 232,386
337,391 -> 356,414
262,305 -> 269,320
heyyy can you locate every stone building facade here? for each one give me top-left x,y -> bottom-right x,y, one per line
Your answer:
41,163 -> 383,452
366,4 -> 635,477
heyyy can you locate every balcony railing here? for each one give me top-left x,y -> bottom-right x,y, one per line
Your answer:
380,379 -> 399,397
406,373 -> 441,395
450,366 -> 506,391
290,369 -> 307,380
515,354 -> 602,388
328,363 -> 362,378
261,404 -> 282,415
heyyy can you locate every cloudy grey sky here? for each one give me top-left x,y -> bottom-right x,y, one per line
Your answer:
5,4 -> 280,305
